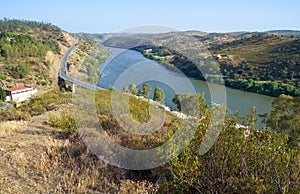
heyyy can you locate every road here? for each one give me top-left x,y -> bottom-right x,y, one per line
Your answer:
59,42 -> 105,91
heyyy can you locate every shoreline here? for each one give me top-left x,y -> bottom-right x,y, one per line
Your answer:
129,47 -> 299,98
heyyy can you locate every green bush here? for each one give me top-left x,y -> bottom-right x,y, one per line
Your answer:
0,74 -> 6,80
49,112 -> 77,137
40,80 -> 48,86
159,112 -> 299,193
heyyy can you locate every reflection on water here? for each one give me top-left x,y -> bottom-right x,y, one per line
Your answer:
98,47 -> 274,128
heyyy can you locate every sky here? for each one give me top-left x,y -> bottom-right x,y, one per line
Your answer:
0,0 -> 299,33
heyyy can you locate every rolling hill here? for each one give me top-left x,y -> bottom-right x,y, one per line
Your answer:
89,30 -> 300,97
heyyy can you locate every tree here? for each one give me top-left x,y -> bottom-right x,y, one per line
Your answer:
267,94 -> 300,147
153,87 -> 165,104
122,85 -> 129,93
0,87 -> 6,102
172,93 -> 204,117
139,83 -> 152,98
14,63 -> 30,79
128,83 -> 137,95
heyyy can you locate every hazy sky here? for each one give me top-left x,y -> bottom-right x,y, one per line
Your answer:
1,0 -> 299,33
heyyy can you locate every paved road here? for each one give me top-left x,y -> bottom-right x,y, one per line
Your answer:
59,42 -> 105,91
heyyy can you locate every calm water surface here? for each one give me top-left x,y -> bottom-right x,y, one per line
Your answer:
98,47 -> 274,128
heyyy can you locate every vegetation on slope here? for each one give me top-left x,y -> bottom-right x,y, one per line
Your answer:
211,34 -> 300,96
0,19 -> 76,90
68,38 -> 111,84
160,119 -> 299,193
0,18 -> 65,51
0,20 -> 298,193
0,88 -> 298,193
132,35 -> 300,97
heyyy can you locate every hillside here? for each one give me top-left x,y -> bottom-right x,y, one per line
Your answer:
0,19 -> 77,92
0,19 -> 111,94
97,31 -> 300,97
210,34 -> 300,83
68,38 -> 111,84
0,86 -> 299,193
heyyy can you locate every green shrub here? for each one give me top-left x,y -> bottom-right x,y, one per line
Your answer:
159,112 -> 299,193
40,80 -> 48,86
0,74 -> 6,80
49,112 -> 77,137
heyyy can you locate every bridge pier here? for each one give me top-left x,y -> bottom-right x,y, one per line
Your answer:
72,83 -> 75,93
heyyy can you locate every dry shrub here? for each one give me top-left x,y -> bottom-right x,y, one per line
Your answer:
32,135 -> 123,193
29,134 -> 160,193
0,110 -> 30,121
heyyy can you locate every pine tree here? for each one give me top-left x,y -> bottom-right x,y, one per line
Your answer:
139,83 -> 152,98
128,83 -> 137,95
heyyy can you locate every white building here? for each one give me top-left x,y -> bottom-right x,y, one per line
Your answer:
5,86 -> 37,102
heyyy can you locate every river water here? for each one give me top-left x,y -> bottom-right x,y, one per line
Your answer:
98,47 -> 274,128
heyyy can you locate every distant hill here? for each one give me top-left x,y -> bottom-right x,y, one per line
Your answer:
210,34 -> 300,84
83,30 -> 300,96
266,30 -> 300,38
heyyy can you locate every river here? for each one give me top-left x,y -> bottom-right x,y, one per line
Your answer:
98,47 -> 274,128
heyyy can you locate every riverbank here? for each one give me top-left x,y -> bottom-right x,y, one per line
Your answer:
131,46 -> 300,98
97,46 -> 274,128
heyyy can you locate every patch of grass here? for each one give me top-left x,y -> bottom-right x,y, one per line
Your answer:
92,89 -> 180,150
19,89 -> 71,116
40,80 -> 48,86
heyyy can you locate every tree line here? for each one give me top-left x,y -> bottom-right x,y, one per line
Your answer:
123,83 -> 165,104
0,18 -> 61,53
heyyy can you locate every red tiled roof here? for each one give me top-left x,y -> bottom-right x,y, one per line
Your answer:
5,86 -> 32,92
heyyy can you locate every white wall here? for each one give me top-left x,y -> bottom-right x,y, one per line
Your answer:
10,89 -> 38,102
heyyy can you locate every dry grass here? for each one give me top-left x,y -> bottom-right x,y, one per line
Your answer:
0,89 -> 172,193
0,115 -> 158,193
0,120 -> 27,137
119,180 -> 158,193
31,137 -> 120,193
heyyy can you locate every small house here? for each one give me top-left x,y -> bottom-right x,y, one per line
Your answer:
5,86 -> 37,102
